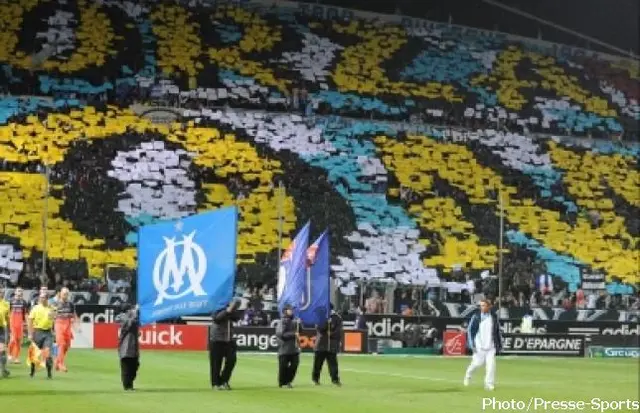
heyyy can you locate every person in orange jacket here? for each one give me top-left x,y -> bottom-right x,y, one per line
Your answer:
8,287 -> 29,364
53,288 -> 78,372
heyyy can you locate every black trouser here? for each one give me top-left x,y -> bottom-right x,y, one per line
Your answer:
312,351 -> 339,383
278,353 -> 300,386
209,341 -> 237,386
120,357 -> 139,390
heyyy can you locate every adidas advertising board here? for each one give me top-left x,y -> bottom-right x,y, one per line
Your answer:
352,315 -> 638,339
77,306 -> 121,324
350,315 -> 549,339
501,334 -> 585,356
363,317 -> 414,338
566,322 -> 640,337
600,324 -> 640,336
77,305 -> 189,324
500,320 -> 548,335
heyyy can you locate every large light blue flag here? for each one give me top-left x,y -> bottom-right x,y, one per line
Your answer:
277,222 -> 310,314
299,230 -> 330,326
137,207 -> 238,325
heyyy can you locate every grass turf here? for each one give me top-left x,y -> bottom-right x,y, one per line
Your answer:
1,350 -> 638,413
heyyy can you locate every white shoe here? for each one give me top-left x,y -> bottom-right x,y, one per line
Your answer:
463,377 -> 470,387
485,384 -> 495,391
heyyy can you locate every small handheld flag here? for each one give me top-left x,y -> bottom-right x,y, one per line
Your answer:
299,230 -> 331,326
277,222 -> 310,314
26,343 -> 44,370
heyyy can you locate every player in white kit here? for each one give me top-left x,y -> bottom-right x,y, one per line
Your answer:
463,299 -> 502,391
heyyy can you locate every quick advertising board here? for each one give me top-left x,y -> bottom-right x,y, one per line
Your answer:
94,323 -> 208,351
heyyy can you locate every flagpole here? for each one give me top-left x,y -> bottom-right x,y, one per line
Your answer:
276,181 -> 284,268
42,165 -> 50,279
498,188 -> 504,312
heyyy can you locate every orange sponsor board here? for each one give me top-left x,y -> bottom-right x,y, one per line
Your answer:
233,327 -> 368,353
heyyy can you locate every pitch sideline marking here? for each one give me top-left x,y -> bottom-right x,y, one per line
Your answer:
243,354 -> 638,387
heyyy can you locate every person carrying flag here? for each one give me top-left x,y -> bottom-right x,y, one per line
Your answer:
276,304 -> 300,388
312,304 -> 342,387
118,304 -> 140,391
53,288 -> 78,372
136,206 -> 240,389
8,287 -> 29,364
300,230 -> 337,386
275,222 -> 310,388
209,300 -> 240,390
0,287 -> 10,378
27,292 -> 55,379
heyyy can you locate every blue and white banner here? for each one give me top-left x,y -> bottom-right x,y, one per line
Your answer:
299,230 -> 330,326
277,222 -> 310,314
137,207 -> 238,325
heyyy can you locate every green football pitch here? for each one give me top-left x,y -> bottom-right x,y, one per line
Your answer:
1,351 -> 638,413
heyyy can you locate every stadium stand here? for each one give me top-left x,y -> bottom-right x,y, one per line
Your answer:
0,0 -> 637,137
0,0 -> 637,310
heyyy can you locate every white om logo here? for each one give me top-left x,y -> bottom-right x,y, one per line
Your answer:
152,231 -> 207,306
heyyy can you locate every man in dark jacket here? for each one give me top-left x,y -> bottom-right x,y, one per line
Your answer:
312,304 -> 342,386
118,304 -> 140,391
276,304 -> 300,388
209,300 -> 240,390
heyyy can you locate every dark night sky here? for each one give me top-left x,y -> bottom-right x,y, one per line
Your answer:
294,0 -> 639,57
499,0 -> 638,55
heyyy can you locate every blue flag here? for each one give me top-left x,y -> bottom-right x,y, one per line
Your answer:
137,207 -> 238,325
277,221 -> 310,314
299,230 -> 331,326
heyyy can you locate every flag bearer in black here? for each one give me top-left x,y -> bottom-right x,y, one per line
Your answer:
209,300 -> 240,390
276,304 -> 300,388
118,304 -> 140,391
312,304 -> 342,386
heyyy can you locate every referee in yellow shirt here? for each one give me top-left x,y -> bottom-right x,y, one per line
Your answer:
0,287 -> 9,378
27,293 -> 55,379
